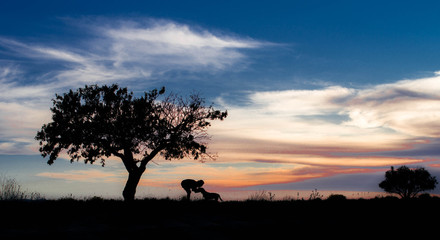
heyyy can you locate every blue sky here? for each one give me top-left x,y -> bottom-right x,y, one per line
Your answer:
1,0 -> 440,199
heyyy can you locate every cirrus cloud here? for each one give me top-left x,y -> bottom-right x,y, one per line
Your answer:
104,20 -> 264,70
0,18 -> 267,154
0,18 -> 265,87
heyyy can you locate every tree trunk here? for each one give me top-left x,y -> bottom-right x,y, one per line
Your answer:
120,145 -> 161,201
122,168 -> 145,201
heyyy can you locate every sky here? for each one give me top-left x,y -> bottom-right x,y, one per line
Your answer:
1,0 -> 440,199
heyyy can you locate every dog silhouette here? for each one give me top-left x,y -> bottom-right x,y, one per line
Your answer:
194,187 -> 223,202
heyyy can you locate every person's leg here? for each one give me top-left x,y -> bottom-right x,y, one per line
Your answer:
184,188 -> 191,200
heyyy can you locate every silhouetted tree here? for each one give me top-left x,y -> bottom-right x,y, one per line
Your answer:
35,84 -> 227,201
379,166 -> 438,199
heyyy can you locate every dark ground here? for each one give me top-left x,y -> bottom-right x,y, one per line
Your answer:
1,198 -> 439,239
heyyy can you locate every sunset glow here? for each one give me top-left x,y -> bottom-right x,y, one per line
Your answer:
1,1 -> 440,199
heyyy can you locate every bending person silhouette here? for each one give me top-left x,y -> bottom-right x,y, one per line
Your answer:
181,179 -> 204,200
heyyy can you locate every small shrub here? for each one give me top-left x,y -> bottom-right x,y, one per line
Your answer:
247,190 -> 276,201
309,189 -> 323,200
326,194 -> 347,201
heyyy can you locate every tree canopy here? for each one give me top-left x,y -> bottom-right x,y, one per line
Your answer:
35,84 -> 227,200
379,166 -> 438,199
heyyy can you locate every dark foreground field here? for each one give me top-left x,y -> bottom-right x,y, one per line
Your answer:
1,198 -> 439,239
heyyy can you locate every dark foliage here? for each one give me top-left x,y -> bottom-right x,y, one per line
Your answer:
35,84 -> 227,201
379,166 -> 438,199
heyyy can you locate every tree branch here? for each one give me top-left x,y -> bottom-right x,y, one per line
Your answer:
139,144 -> 166,169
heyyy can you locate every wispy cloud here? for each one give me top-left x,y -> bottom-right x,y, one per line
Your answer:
0,18 -> 265,86
0,17 -> 266,154
104,20 -> 264,70
215,73 -> 440,141
0,66 -> 52,154
208,73 -> 440,187
343,75 -> 440,137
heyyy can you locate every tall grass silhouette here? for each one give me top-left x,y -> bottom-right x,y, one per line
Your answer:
0,174 -> 41,200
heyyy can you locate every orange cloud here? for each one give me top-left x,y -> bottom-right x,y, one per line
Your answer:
136,159 -> 389,190
37,169 -> 121,183
207,135 -> 425,167
429,163 -> 440,168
